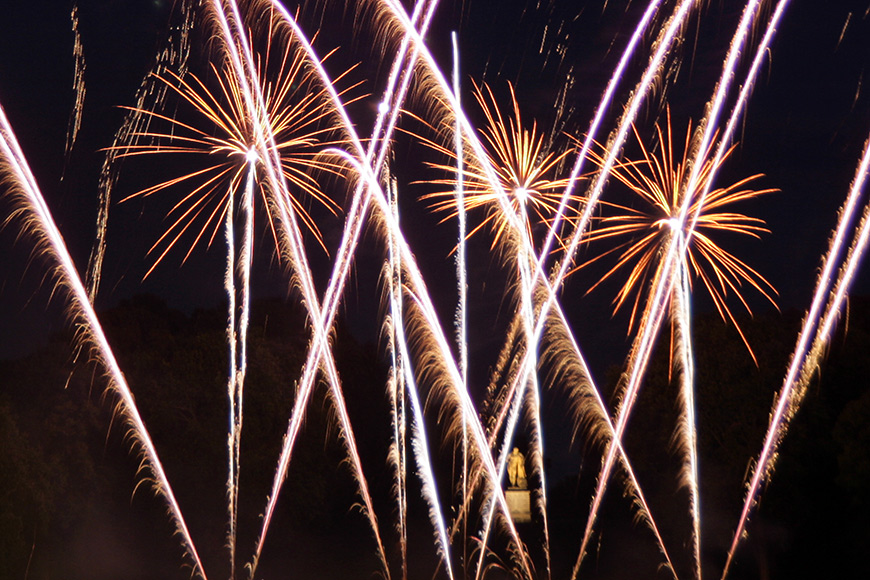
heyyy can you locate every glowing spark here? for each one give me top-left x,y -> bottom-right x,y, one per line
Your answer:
63,4 -> 86,170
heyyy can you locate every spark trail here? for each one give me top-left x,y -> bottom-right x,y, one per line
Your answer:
0,104 -> 208,580
450,34 -> 471,573
721,129 -> 870,580
199,3 -> 392,577
385,174 -> 454,580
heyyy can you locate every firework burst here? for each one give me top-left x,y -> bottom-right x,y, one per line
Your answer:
580,110 -> 778,358
4,1 -> 870,579
114,25 -> 355,275
417,80 -> 583,253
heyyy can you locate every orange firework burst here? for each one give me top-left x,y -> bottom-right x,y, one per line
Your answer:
417,80 -> 582,252
115,20 -> 358,275
581,109 -> 778,353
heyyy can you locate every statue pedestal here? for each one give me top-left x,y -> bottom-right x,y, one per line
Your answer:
506,488 -> 531,523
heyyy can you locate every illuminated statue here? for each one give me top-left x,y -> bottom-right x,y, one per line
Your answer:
507,447 -> 527,489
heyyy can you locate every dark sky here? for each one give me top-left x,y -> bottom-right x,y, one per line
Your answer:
1,1 -> 870,579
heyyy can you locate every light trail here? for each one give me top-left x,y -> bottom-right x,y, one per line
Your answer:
386,180 -> 455,579
673,233 -> 701,580
223,174 -> 238,575
0,103 -> 208,579
385,173 -> 410,580
202,3 -> 391,577
721,131 -> 870,579
450,29 -> 472,575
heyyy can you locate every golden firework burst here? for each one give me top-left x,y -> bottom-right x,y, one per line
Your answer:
580,109 -> 778,354
416,80 -> 583,252
115,19 -> 358,276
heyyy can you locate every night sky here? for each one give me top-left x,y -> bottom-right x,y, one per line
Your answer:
2,1 -> 870,579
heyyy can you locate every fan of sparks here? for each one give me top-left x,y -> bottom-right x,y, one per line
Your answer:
417,80 -> 582,251
114,21 -> 355,275
581,111 -> 778,355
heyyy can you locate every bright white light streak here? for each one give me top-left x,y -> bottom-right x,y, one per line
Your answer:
386,174 -> 409,580
721,131 -> 870,580
451,28 -> 470,572
229,159 -> 256,577
330,148 -> 534,578
673,236 -> 701,580
0,103 -> 208,580
451,29 -> 468,416
388,203 -> 455,579
223,177 -> 239,574
204,4 -> 391,576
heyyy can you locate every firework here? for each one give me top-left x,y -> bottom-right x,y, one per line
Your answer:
2,1 -> 869,580
580,111 -> 777,355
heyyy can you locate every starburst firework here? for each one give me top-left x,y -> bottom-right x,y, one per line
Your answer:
581,110 -> 778,355
418,81 -> 583,253
116,23 -> 355,274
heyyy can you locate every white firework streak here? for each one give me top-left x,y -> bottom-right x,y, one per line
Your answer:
450,33 -> 471,568
0,104 -> 208,579
226,158 -> 256,577
385,174 -> 410,580
386,175 -> 455,579
721,131 -> 870,580
672,230 -> 701,580
223,174 -> 239,574
243,0 -> 443,575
